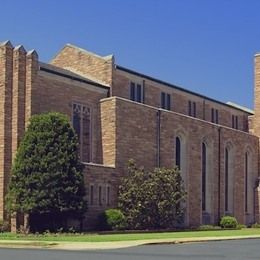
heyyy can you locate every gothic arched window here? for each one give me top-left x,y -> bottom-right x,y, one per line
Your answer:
176,137 -> 181,170
202,142 -> 207,211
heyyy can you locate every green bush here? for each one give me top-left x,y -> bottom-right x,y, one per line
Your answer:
98,209 -> 126,231
118,160 -> 186,230
237,224 -> 246,229
198,225 -> 221,231
251,223 -> 260,228
0,220 -> 9,232
220,216 -> 238,229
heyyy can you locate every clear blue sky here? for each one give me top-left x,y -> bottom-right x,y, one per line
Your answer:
1,0 -> 260,109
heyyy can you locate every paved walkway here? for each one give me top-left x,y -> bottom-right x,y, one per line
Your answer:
1,234 -> 260,250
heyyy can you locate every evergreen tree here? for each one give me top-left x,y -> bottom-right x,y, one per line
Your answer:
6,112 -> 87,231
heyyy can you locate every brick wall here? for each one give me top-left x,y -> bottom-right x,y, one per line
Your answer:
0,42 -> 39,222
101,96 -> 259,226
34,65 -> 108,164
83,163 -> 118,229
0,42 -> 13,220
254,54 -> 260,137
1,41 -> 259,230
100,98 -> 117,166
51,44 -> 114,86
115,98 -> 158,171
113,68 -> 250,131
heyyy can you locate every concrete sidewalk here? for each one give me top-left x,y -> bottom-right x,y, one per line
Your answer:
1,235 -> 260,250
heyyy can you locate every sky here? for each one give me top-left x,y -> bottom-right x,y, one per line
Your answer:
1,0 -> 260,109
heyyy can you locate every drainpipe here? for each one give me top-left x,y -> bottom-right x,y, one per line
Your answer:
156,109 -> 161,168
107,88 -> 110,98
142,80 -> 145,104
203,99 -> 206,120
218,127 -> 221,222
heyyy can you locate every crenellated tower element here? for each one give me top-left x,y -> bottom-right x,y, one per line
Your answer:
0,41 -> 38,224
0,41 -> 13,220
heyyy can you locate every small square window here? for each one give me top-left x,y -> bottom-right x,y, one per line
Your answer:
188,101 -> 196,117
161,92 -> 171,110
129,82 -> 144,103
232,115 -> 238,129
130,82 -> 135,101
211,108 -> 219,124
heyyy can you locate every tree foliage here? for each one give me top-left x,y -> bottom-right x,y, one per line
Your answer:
118,160 -> 186,230
6,112 -> 87,230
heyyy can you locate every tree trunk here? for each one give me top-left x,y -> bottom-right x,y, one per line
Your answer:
24,213 -> 30,234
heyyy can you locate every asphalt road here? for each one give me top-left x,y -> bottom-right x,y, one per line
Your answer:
1,239 -> 260,260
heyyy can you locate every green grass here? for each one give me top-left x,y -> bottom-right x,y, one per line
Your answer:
0,228 -> 260,242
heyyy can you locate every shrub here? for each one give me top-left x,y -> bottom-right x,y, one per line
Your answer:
0,220 -> 9,232
98,209 -> 126,231
198,225 -> 221,231
237,224 -> 247,229
118,160 -> 186,230
220,216 -> 238,229
251,223 -> 260,228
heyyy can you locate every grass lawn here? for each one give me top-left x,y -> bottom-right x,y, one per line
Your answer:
0,228 -> 260,242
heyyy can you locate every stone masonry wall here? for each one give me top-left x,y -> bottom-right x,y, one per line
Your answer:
115,98 -> 158,172
35,68 -> 108,164
113,68 -> 250,132
254,54 -> 260,137
0,42 -> 13,220
0,42 -> 38,221
50,44 -> 114,86
102,96 -> 259,226
100,98 -> 117,166
1,41 -> 259,230
83,163 -> 118,229
0,44 -> 111,226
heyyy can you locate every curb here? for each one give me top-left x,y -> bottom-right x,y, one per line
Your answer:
144,235 -> 260,246
0,235 -> 260,250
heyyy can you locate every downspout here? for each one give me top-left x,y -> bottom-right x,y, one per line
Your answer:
218,127 -> 221,222
255,143 -> 260,223
107,88 -> 110,98
142,79 -> 145,104
156,109 -> 161,168
203,99 -> 206,120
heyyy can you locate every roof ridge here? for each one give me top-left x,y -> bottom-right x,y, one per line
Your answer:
66,43 -> 113,61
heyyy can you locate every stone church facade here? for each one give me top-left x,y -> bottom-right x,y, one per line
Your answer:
1,40 -> 260,230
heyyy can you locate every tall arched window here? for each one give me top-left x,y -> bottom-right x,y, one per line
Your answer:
224,148 -> 229,212
245,152 -> 248,213
224,144 -> 233,214
202,142 -> 207,211
244,149 -> 254,225
175,134 -> 188,225
73,103 -> 91,162
201,140 -> 213,224
176,137 -> 181,170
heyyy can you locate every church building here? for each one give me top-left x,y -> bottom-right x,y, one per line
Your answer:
1,40 -> 260,230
